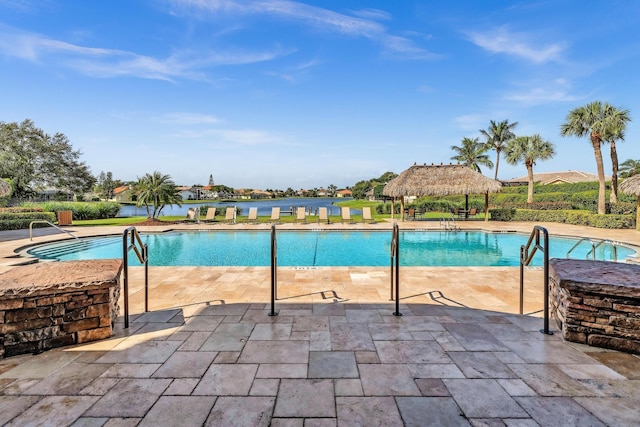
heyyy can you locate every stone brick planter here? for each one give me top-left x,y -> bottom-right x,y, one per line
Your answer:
549,258 -> 640,354
0,259 -> 123,358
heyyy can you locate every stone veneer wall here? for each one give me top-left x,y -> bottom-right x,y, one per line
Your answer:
0,259 -> 123,358
549,258 -> 640,354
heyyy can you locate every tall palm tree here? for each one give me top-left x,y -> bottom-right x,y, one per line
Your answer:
135,171 -> 182,219
560,101 -> 627,214
601,104 -> 631,204
619,159 -> 640,178
504,135 -> 556,203
479,119 -> 518,180
451,137 -> 494,174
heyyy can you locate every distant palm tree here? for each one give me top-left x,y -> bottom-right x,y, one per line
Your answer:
560,101 -> 629,214
601,104 -> 631,203
479,119 -> 518,180
505,135 -> 556,203
135,171 -> 182,219
451,137 -> 494,174
620,159 -> 640,178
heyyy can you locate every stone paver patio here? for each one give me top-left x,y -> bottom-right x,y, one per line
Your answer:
1,221 -> 640,425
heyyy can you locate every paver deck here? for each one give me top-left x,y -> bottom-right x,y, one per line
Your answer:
1,220 -> 639,425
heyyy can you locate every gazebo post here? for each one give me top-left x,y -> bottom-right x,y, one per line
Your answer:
391,197 -> 395,220
484,192 -> 489,222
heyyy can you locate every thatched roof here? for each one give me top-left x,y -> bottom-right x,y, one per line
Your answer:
0,179 -> 10,197
383,164 -> 502,197
620,174 -> 640,196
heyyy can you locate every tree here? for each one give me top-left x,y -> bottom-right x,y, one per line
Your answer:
327,184 -> 337,197
450,137 -> 494,174
479,119 -> 518,180
620,159 -> 640,178
0,119 -> 95,198
96,171 -> 116,200
560,101 -> 629,214
504,135 -> 556,203
601,105 -> 631,204
134,171 -> 182,219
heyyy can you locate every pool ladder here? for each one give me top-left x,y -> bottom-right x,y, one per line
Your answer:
566,238 -> 620,262
439,215 -> 459,231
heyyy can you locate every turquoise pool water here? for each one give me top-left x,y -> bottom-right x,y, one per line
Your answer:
26,230 -> 636,267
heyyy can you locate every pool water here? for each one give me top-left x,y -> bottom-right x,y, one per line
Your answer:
26,230 -> 636,267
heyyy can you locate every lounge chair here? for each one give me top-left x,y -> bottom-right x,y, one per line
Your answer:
270,207 -> 281,224
318,207 -> 330,224
294,207 -> 307,224
183,207 -> 199,223
468,208 -> 478,217
223,207 -> 236,224
204,207 -> 216,222
245,207 -> 258,224
362,206 -> 376,224
341,207 -> 354,224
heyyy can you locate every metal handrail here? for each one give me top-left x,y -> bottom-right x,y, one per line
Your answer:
566,237 -> 595,259
588,239 -> 619,262
269,225 -> 278,317
122,227 -> 149,329
390,223 -> 402,316
519,225 -> 552,335
29,220 -> 79,241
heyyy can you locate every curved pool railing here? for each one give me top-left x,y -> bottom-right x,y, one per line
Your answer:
122,227 -> 149,329
520,225 -> 553,336
567,237 -> 622,262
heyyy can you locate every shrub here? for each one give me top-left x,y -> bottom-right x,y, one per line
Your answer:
21,201 -> 121,220
509,209 -> 634,229
488,208 -> 516,221
0,211 -> 56,231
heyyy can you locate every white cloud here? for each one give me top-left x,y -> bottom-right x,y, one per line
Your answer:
350,8 -> 392,22
0,24 -> 289,80
503,78 -> 585,106
454,114 -> 490,132
176,0 -> 437,60
467,26 -> 565,64
157,112 -> 222,125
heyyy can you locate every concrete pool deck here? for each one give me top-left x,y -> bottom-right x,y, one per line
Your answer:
1,220 -> 640,425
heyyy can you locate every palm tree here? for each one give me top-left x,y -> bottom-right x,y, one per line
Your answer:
135,171 -> 182,219
504,135 -> 556,203
479,119 -> 518,180
620,159 -> 640,178
450,137 -> 494,174
560,101 -> 628,214
601,104 -> 631,204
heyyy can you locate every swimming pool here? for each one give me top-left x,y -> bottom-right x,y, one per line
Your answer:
25,230 -> 636,267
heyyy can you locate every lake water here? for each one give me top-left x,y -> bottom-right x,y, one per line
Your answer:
117,197 -> 353,217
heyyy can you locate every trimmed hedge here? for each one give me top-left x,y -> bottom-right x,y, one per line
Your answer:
488,208 -> 635,229
0,211 -> 56,231
21,201 -> 121,220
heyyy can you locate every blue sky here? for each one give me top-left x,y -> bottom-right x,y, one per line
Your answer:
1,1 -> 639,190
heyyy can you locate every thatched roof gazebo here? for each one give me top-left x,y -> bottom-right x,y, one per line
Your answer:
0,179 -> 11,198
619,174 -> 640,230
383,164 -> 502,221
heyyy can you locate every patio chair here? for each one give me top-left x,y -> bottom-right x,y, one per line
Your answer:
341,207 -> 354,224
204,207 -> 216,222
294,207 -> 307,224
318,207 -> 330,224
468,208 -> 478,217
223,207 -> 236,224
362,206 -> 376,224
270,207 -> 281,224
244,207 -> 258,224
182,207 -> 199,223
405,208 -> 416,221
